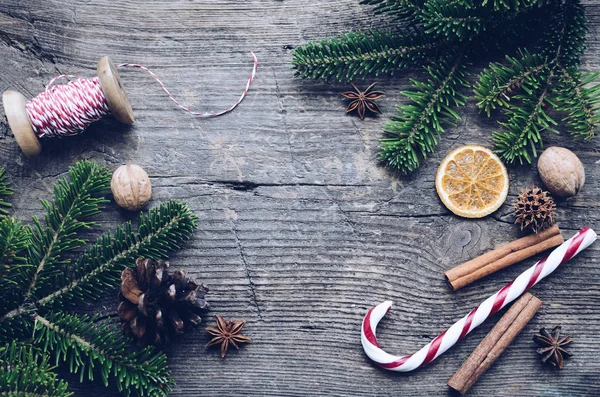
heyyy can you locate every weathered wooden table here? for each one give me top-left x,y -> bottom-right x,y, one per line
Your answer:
1,1 -> 599,396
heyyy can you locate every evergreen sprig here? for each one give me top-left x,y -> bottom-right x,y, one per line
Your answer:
380,57 -> 469,173
420,0 -> 489,40
360,0 -> 424,21
0,341 -> 71,397
540,0 -> 587,67
486,0 -> 598,163
0,162 -> 199,396
554,68 -> 600,140
34,313 -> 172,397
293,0 -> 599,173
26,160 -> 111,302
292,31 -> 446,81
482,0 -> 551,12
492,71 -> 558,163
0,217 -> 32,313
474,50 -> 549,116
38,201 -> 198,310
0,170 -> 12,219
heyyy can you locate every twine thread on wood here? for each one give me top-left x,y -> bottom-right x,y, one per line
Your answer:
26,76 -> 110,138
24,51 -> 258,139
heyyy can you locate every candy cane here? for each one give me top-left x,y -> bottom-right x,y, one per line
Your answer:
361,227 -> 597,372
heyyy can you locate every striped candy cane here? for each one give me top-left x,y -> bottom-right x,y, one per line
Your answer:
361,227 -> 597,372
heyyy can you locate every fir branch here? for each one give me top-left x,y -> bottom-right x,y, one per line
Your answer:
490,0 -> 591,163
360,0 -> 424,21
554,67 -> 600,140
539,0 -> 587,68
0,201 -> 197,331
0,217 -> 32,313
467,2 -> 558,58
493,70 -> 558,164
380,57 -> 470,174
419,0 -> 488,40
0,315 -> 34,344
25,161 -> 111,300
0,161 -> 200,395
0,169 -> 12,219
482,0 -> 552,12
37,201 -> 198,310
292,31 -> 448,81
293,0 -> 595,173
34,313 -> 172,397
474,49 -> 549,116
0,341 -> 71,397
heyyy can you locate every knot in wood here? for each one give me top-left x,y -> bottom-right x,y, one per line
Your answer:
447,223 -> 482,255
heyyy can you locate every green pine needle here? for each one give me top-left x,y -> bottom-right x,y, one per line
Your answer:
292,31 -> 448,81
420,0 -> 488,41
493,71 -> 558,164
292,0 -> 596,174
37,200 -> 198,310
0,170 -> 12,219
380,57 -> 470,174
554,67 -> 600,140
34,313 -> 172,397
0,341 -> 72,396
26,160 -> 111,300
489,0 -> 593,164
540,0 -> 587,68
360,0 -> 424,21
482,0 -> 551,12
474,50 -> 549,116
0,217 -> 32,313
0,161 -> 198,396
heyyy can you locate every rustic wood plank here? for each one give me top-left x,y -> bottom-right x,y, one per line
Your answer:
1,1 -> 599,396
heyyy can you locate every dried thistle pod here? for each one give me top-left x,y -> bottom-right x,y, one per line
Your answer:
514,186 -> 556,234
537,147 -> 585,198
111,164 -> 152,211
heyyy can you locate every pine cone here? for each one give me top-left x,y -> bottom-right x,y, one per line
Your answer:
514,186 -> 556,234
118,258 -> 209,346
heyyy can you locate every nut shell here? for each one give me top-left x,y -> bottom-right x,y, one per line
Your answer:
111,164 -> 152,211
537,147 -> 585,198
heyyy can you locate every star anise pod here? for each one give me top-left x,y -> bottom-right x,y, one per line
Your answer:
205,314 -> 251,358
533,326 -> 573,369
341,82 -> 384,120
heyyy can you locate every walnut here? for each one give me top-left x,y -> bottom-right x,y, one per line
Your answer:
537,147 -> 585,198
111,164 -> 152,211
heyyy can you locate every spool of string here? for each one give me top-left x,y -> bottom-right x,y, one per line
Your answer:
2,51 -> 258,157
27,76 -> 111,139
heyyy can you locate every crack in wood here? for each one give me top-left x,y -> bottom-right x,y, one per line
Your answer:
205,180 -> 370,191
228,216 -> 263,321
272,66 -> 299,179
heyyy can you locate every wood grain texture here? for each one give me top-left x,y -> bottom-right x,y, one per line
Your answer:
0,1 -> 599,396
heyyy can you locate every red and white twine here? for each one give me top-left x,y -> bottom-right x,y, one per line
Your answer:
25,51 -> 258,139
26,76 -> 110,138
361,227 -> 597,372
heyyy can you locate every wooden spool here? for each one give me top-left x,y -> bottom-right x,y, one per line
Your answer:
2,56 -> 135,158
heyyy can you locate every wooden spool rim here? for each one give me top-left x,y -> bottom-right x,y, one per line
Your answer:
2,90 -> 42,157
97,56 -> 135,125
1,56 -> 133,157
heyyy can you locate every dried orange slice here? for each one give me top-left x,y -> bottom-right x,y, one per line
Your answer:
435,145 -> 508,218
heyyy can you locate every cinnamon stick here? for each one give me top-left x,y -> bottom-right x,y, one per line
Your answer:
447,293 -> 542,395
445,225 -> 564,291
